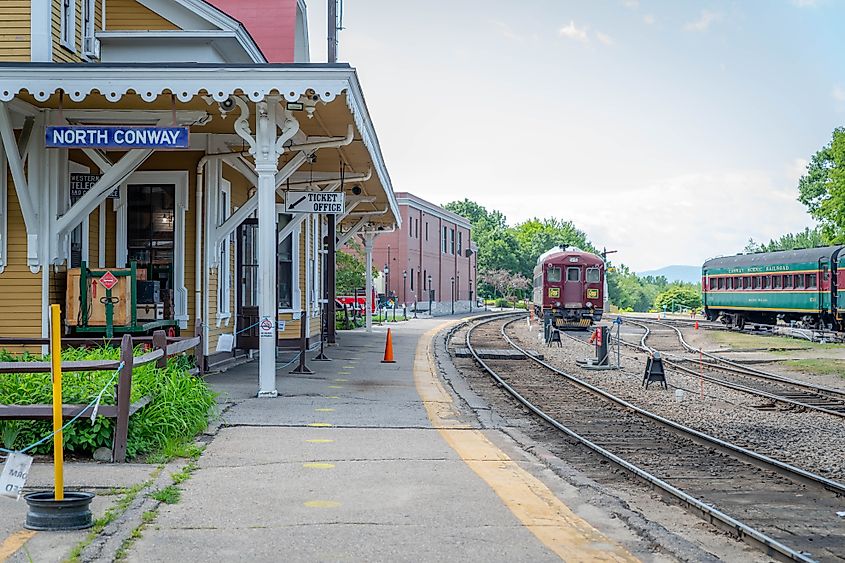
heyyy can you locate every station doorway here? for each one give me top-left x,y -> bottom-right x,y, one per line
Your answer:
236,218 -> 260,350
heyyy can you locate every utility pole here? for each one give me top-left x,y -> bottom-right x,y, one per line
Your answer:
327,0 -> 338,63
601,247 -> 617,314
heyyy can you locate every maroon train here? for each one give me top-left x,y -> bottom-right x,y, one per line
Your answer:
532,246 -> 605,330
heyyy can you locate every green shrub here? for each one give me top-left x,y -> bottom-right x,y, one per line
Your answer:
0,346 -> 216,459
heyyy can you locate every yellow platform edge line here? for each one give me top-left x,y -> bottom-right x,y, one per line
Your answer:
415,320 -> 638,563
0,530 -> 36,562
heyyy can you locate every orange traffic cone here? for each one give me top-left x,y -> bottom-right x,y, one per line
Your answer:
381,328 -> 396,363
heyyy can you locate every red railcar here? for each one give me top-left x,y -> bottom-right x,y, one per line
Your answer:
532,246 -> 604,330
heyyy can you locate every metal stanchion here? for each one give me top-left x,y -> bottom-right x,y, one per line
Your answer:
290,310 -> 314,374
314,305 -> 330,361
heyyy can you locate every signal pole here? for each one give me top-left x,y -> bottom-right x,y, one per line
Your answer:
327,0 -> 338,63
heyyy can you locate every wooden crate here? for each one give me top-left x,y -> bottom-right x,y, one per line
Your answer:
66,268 -> 132,327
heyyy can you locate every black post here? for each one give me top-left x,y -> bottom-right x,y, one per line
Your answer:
290,310 -> 314,374
314,306 -> 330,361
112,335 -> 133,463
327,219 -> 337,344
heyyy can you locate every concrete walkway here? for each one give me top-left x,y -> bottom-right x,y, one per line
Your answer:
125,317 -> 636,562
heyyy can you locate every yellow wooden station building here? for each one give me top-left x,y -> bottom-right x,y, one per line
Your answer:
0,0 -> 399,396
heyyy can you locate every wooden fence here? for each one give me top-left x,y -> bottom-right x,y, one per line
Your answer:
0,330 -> 203,462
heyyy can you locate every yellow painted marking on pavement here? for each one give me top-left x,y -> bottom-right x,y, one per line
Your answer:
414,321 -> 638,563
334,378 -> 348,382
327,385 -> 343,389
338,371 -> 351,375
343,365 -> 355,368
306,439 -> 335,444
304,500 -> 341,508
303,462 -> 335,469
315,408 -> 335,412
0,530 -> 37,561
307,422 -> 333,427
324,396 -> 341,399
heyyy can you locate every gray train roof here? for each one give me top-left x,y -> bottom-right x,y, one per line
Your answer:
703,245 -> 845,270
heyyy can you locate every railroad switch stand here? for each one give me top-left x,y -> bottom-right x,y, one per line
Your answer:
546,328 -> 562,347
643,352 -> 668,390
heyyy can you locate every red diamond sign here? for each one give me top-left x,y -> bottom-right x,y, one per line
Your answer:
98,271 -> 119,291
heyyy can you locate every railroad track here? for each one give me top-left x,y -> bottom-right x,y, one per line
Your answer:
463,313 -> 845,563
622,319 -> 845,417
625,315 -> 845,343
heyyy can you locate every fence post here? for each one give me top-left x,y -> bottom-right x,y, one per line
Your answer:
152,330 -> 168,369
194,319 -> 205,377
112,334 -> 133,463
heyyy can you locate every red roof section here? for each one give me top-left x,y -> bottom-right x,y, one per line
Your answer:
204,0 -> 298,62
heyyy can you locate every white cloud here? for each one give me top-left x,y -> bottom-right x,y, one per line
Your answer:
559,21 -> 589,43
569,171 -> 812,270
622,0 -> 639,8
787,158 -> 809,184
833,85 -> 845,102
683,10 -> 721,32
491,20 -> 522,42
643,14 -> 656,25
596,31 -> 615,46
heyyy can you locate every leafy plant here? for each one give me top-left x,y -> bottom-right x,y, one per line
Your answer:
0,346 -> 216,459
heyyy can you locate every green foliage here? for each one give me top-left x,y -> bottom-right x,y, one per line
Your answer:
336,244 -> 368,295
0,347 -> 215,459
511,218 -> 596,277
151,485 -> 181,504
606,265 -> 667,312
798,127 -> 845,242
653,284 -> 702,312
744,226 -> 828,253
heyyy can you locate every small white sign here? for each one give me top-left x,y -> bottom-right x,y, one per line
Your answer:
284,191 -> 345,214
216,333 -> 234,353
0,452 -> 33,500
259,317 -> 275,338
277,320 -> 286,332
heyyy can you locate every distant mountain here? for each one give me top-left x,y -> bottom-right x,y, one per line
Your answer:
637,265 -> 701,284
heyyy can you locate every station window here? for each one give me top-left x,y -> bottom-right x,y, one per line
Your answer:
794,274 -> 804,289
807,274 -> 817,289
458,231 -> 463,255
450,228 -> 455,255
742,276 -> 750,290
773,275 -> 782,290
784,275 -> 793,289
278,214 -> 295,309
442,226 -> 448,253
567,267 -> 580,282
425,222 -> 428,241
585,268 -> 600,283
547,267 -> 562,283
61,0 -> 76,51
410,268 -> 414,291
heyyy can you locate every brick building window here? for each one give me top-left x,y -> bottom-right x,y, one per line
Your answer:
450,228 -> 455,254
458,232 -> 463,255
442,226 -> 447,253
410,268 -> 415,290
425,221 -> 429,241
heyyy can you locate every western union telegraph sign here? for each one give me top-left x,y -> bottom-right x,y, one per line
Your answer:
45,126 -> 190,149
284,191 -> 345,214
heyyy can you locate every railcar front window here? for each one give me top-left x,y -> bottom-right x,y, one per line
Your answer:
567,267 -> 580,282
547,267 -> 562,283
585,268 -> 600,283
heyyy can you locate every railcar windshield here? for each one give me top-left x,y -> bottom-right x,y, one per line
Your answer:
585,268 -> 600,283
567,267 -> 580,282
546,267 -> 562,283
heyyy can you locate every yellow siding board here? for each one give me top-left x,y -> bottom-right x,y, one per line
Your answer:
0,1 -> 30,61
106,0 -> 179,31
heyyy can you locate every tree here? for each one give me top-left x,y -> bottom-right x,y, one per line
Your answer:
512,218 -> 596,278
654,285 -> 702,312
744,227 -> 828,253
336,247 -> 369,295
798,128 -> 845,242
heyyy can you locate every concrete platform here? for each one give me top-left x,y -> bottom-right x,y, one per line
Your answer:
125,317 -> 638,562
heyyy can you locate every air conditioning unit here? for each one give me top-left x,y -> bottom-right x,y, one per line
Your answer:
83,36 -> 100,59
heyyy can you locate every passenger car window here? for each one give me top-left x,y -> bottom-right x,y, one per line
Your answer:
585,268 -> 600,283
546,267 -> 561,283
794,274 -> 804,289
784,275 -> 793,289
807,274 -> 817,289
567,267 -> 580,282
773,276 -> 782,289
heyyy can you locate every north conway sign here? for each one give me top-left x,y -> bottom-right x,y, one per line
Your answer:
45,126 -> 190,149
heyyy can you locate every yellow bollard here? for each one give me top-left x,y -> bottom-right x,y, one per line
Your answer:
50,304 -> 64,501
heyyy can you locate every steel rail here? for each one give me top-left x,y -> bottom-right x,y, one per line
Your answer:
463,315 -> 825,563
629,319 -> 845,416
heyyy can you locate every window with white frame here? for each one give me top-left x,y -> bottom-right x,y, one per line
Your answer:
61,0 -> 76,51
217,180 -> 232,322
312,215 -> 320,313
277,213 -> 299,311
82,0 -> 98,58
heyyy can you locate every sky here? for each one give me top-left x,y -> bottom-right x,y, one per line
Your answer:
307,1 -> 845,271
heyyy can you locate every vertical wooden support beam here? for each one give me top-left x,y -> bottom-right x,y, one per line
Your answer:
112,334 -> 133,463
152,329 -> 168,369
327,218 -> 337,344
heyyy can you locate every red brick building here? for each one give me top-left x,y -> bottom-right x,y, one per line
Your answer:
372,193 -> 477,313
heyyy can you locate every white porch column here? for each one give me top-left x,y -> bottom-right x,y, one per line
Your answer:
362,232 -> 376,333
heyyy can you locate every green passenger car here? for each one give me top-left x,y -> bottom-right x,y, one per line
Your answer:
702,246 -> 845,330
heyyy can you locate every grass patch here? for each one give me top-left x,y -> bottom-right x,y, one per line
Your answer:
0,347 -> 216,459
145,438 -> 205,464
784,358 -> 845,377
66,480 -> 151,562
151,485 -> 181,505
708,331 -> 836,352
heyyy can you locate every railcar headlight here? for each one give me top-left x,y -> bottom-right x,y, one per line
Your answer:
555,301 -> 561,307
